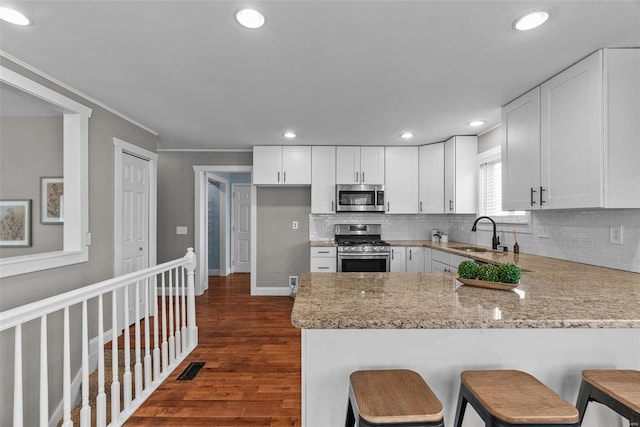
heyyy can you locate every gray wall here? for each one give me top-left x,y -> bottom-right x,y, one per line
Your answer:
478,126 -> 500,152
0,116 -> 64,255
257,187 -> 310,287
0,57 -> 158,426
157,151 -> 252,263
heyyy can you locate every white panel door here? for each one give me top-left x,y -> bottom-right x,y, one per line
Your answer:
406,247 -> 425,273
390,247 -> 406,272
253,146 -> 282,184
444,137 -> 456,213
360,147 -> 385,184
282,146 -> 312,185
232,184 -> 251,273
385,147 -> 419,213
121,152 -> 149,323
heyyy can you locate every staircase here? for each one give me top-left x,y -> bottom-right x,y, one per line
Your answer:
0,248 -> 198,427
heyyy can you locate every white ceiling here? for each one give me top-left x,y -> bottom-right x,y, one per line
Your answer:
1,1 -> 639,150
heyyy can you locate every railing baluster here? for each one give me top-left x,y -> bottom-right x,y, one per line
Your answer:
97,294 -> 106,427
123,283 -> 132,410
111,289 -> 120,424
13,324 -> 23,427
161,272 -> 168,372
80,301 -> 90,427
174,267 -> 182,356
168,269 -> 175,364
181,265 -> 187,351
144,277 -> 152,390
152,274 -> 161,382
61,307 -> 71,427
39,316 -> 48,427
186,248 -> 198,347
134,281 -> 143,399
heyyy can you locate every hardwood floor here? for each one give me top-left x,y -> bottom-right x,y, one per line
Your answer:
125,274 -> 301,427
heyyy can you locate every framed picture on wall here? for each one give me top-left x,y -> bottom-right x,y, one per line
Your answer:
0,200 -> 32,247
41,177 -> 64,224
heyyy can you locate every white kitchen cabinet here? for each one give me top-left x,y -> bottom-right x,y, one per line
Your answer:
336,146 -> 385,185
431,249 -> 472,274
253,146 -> 311,185
502,48 -> 640,210
418,143 -> 445,213
311,146 -> 336,214
444,136 -> 477,214
310,247 -> 337,272
390,247 -> 406,272
406,246 -> 425,273
385,147 -> 419,214
501,87 -> 541,211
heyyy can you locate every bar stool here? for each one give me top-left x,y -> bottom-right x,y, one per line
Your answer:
576,369 -> 640,427
453,370 -> 580,427
346,369 -> 444,427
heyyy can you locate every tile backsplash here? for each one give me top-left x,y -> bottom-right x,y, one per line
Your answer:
310,209 -> 640,273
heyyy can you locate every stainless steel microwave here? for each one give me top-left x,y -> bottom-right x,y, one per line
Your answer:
336,184 -> 385,212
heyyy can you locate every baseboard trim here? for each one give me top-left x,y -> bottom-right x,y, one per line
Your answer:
251,286 -> 292,296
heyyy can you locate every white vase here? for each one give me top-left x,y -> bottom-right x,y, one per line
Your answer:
440,234 -> 448,243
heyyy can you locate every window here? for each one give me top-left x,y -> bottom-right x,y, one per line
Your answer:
478,147 -> 530,225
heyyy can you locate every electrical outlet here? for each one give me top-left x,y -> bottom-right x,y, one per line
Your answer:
292,221 -> 299,230
538,224 -> 549,238
610,226 -> 623,244
176,226 -> 188,235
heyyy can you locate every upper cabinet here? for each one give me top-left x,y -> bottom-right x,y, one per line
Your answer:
311,146 -> 336,214
418,143 -> 445,213
336,146 -> 385,184
385,147 -> 419,213
502,48 -> 640,210
253,146 -> 311,185
444,136 -> 477,214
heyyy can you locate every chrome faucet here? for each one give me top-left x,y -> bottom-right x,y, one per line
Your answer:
471,216 -> 500,250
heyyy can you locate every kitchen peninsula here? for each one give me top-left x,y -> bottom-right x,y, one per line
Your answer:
291,245 -> 640,427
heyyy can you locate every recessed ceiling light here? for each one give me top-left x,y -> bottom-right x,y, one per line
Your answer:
0,6 -> 31,26
235,9 -> 265,29
468,120 -> 485,127
283,131 -> 296,139
400,132 -> 414,140
513,11 -> 549,31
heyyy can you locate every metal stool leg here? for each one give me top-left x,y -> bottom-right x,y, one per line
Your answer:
453,384 -> 468,427
575,380 -> 592,424
346,398 -> 356,427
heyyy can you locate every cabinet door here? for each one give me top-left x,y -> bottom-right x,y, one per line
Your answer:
253,146 -> 282,185
390,247 -> 406,272
418,143 -> 445,213
406,247 -> 425,273
541,50 -> 603,209
282,146 -> 311,185
432,260 -> 454,274
502,87 -> 541,210
453,136 -> 478,214
336,146 -> 361,184
423,248 -> 432,273
444,138 -> 456,213
311,146 -> 336,213
360,147 -> 385,184
385,147 -> 419,214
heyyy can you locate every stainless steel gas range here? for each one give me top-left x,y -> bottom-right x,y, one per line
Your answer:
335,224 -> 390,272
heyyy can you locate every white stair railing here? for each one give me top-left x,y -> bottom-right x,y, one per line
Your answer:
0,248 -> 198,427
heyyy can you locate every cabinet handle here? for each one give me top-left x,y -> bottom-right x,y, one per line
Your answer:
409,249 -> 412,260
284,171 -> 286,183
540,186 -> 546,205
449,200 -> 453,212
445,268 -> 451,273
318,251 -> 329,254
355,172 -> 359,183
530,187 -> 537,206
387,202 -> 390,212
277,171 -> 280,183
318,266 -> 330,270
391,249 -> 394,260
420,201 -> 423,212
362,172 -> 365,182
331,201 -> 334,212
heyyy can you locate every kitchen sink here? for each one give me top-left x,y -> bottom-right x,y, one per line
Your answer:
454,246 -> 491,253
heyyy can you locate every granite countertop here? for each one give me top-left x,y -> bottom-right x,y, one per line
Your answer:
294,242 -> 640,329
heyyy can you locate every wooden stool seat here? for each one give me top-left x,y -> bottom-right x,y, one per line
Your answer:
576,369 -> 640,426
346,369 -> 444,427
454,370 -> 580,427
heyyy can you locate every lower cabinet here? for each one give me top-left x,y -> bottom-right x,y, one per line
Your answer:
431,249 -> 471,274
310,247 -> 337,272
391,246 -> 433,273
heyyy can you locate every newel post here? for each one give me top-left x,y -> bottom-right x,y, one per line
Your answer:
185,248 -> 198,347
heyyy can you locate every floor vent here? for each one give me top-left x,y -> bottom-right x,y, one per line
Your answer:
177,362 -> 205,381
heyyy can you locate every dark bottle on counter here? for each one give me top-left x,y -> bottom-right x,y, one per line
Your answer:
513,242 -> 520,254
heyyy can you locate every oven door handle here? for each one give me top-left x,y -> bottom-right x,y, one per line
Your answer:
338,254 -> 389,259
